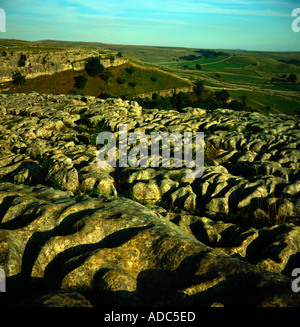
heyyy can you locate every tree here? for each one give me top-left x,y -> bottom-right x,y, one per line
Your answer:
215,89 -> 229,106
195,64 -> 201,70
154,96 -> 172,110
12,71 -> 26,86
229,100 -> 243,111
18,53 -> 27,67
172,92 -> 191,109
74,75 -> 88,89
194,80 -> 204,96
125,67 -> 135,75
85,57 -> 104,77
287,73 -> 297,83
12,71 -> 25,86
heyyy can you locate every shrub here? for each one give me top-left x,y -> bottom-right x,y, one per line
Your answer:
100,71 -> 113,82
125,67 -> 135,75
171,92 -> 191,108
229,100 -> 243,111
150,76 -> 158,82
117,77 -> 126,84
98,93 -> 113,99
287,73 -> 297,83
194,80 -> 204,96
74,75 -> 88,89
85,57 -> 104,77
204,144 -> 219,166
215,89 -> 229,105
12,71 -> 26,86
128,81 -> 137,87
88,119 -> 107,146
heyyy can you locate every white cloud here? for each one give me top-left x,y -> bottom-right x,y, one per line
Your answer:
64,0 -> 292,17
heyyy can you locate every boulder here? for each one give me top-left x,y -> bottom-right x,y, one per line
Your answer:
46,158 -> 79,193
170,185 -> 197,212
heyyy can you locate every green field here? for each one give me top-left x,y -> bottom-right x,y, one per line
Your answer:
98,43 -> 300,115
114,48 -> 300,115
163,56 -> 230,67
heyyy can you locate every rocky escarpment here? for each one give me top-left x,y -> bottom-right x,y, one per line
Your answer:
0,93 -> 299,307
0,49 -> 128,83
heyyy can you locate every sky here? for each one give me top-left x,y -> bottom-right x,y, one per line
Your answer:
0,0 -> 300,51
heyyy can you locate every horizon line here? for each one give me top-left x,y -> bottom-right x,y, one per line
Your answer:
1,37 -> 300,53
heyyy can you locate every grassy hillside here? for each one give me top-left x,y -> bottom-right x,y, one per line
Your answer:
0,62 -> 191,98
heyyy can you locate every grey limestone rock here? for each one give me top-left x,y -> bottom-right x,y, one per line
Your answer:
0,93 -> 299,307
0,183 -> 299,307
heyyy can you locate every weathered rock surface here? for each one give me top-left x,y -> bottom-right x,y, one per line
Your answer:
0,49 -> 128,83
0,93 -> 299,307
1,182 -> 300,307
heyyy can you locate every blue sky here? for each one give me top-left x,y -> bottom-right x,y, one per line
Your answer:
1,0 -> 300,51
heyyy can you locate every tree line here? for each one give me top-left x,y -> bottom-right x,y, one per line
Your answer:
179,50 -> 229,61
133,81 -> 251,112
